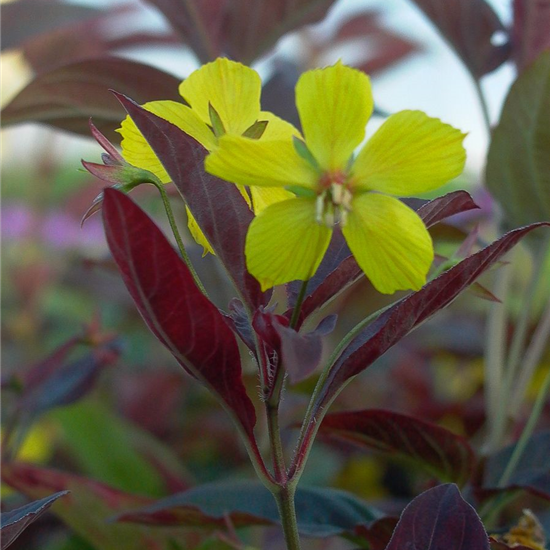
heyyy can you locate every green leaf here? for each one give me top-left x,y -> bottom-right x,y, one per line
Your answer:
114,480 -> 382,538
50,400 -> 182,497
486,51 -> 550,228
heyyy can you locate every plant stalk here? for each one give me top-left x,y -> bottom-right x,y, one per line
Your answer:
266,401 -> 287,483
274,485 -> 301,550
484,264 -> 513,453
499,367 -> 550,489
290,280 -> 309,329
153,182 -> 208,296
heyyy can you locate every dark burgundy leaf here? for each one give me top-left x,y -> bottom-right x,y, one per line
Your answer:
0,491 -> 69,548
289,191 -> 479,327
385,484 -> 490,550
146,0 -> 338,63
353,517 -> 399,550
114,480 -> 381,537
1,58 -> 181,138
411,0 -> 511,76
113,92 -> 268,310
320,409 -> 475,485
16,4 -> 147,73
0,0 -> 99,51
19,339 -> 121,420
0,462 -> 171,550
293,222 -> 549,473
415,190 -> 480,227
102,189 -> 257,441
483,431 -> 550,501
513,0 -> 550,71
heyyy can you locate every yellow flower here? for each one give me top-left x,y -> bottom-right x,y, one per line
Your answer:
117,58 -> 296,254
205,62 -> 467,294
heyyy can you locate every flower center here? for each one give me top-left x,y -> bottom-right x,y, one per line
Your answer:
316,172 -> 353,227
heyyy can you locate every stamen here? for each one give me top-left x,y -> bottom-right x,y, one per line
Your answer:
316,193 -> 326,224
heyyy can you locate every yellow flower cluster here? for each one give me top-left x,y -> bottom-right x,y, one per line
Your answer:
118,58 -> 466,294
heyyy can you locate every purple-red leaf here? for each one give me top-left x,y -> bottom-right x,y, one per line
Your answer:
113,92 -> 268,310
353,517 -> 399,550
513,0 -> 550,71
320,409 -> 475,486
293,222 -> 549,473
1,462 -> 172,550
1,58 -> 181,138
411,0 -> 511,76
102,189 -> 257,441
289,191 -> 479,327
385,484 -> 490,550
415,190 -> 480,227
0,491 -> 69,549
145,0 -> 338,63
19,339 -> 121,420
0,0 -> 99,51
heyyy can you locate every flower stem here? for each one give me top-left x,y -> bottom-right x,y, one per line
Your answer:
472,77 -> 491,134
290,280 -> 309,329
484,264 -> 513,453
266,400 -> 287,483
479,368 -> 550,526
499,367 -> 550,488
273,485 -> 301,550
510,296 -> 550,416
153,182 -> 208,297
290,300 -> 396,480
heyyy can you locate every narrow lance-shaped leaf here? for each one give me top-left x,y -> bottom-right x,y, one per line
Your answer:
486,51 -> 550,228
320,409 -> 475,486
102,189 -> 257,443
293,222 -> 549,473
1,58 -> 181,138
385,484 -> 490,550
112,92 -> 268,311
1,491 -> 69,549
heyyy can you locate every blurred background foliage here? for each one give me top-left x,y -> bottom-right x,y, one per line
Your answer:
1,0 -> 549,549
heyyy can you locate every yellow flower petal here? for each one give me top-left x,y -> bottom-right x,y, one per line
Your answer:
118,100 -> 217,182
296,62 -> 373,171
352,110 -> 466,196
246,198 -> 332,290
205,135 -> 318,189
179,58 -> 261,135
187,207 -> 214,256
250,186 -> 294,213
258,111 -> 300,140
342,194 -> 434,294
